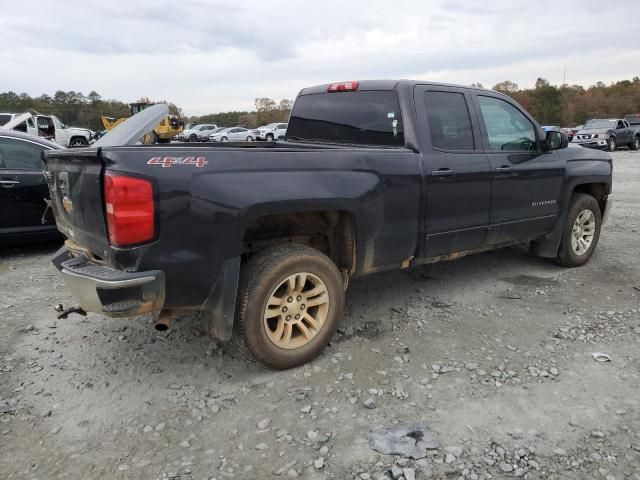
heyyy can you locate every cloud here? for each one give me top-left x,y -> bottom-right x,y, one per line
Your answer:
0,0 -> 638,115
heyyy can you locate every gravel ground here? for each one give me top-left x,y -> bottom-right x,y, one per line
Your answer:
1,151 -> 639,480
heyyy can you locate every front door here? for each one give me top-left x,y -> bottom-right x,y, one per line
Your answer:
472,93 -> 565,243
0,137 -> 55,237
415,86 -> 492,257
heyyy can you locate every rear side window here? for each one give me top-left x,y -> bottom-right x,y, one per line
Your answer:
477,96 -> 537,152
424,91 -> 475,150
287,91 -> 404,146
0,137 -> 45,170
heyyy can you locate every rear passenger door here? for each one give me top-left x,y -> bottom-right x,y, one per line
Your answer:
472,93 -> 565,243
415,86 -> 492,257
0,136 -> 55,235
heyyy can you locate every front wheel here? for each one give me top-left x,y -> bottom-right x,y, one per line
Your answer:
236,244 -> 344,369
189,134 -> 198,142
69,137 -> 89,148
607,137 -> 616,152
629,137 -> 640,151
266,133 -> 274,142
556,193 -> 602,267
221,137 -> 229,142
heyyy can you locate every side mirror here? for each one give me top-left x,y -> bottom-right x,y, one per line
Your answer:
545,130 -> 568,150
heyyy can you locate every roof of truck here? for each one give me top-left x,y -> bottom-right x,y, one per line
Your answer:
298,79 -> 495,95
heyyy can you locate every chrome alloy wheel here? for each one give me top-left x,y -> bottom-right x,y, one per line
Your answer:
263,272 -> 329,350
571,209 -> 596,256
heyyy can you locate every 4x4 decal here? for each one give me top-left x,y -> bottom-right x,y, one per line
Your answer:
147,156 -> 208,168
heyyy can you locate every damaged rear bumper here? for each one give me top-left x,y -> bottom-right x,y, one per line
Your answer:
52,246 -> 165,317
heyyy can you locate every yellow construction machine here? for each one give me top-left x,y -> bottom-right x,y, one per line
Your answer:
100,98 -> 184,143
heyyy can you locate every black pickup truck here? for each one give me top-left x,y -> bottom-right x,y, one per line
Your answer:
572,118 -> 640,152
43,80 -> 613,369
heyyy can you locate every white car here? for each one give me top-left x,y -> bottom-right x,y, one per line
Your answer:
180,123 -> 218,142
255,122 -> 288,141
1,112 -> 93,147
209,127 -> 254,142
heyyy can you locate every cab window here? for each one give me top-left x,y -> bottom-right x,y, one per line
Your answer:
424,91 -> 475,150
477,96 -> 537,152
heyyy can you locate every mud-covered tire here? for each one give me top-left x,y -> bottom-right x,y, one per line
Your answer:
556,193 -> 602,267
236,244 -> 344,369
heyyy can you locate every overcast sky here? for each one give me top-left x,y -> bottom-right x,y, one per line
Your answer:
1,0 -> 639,116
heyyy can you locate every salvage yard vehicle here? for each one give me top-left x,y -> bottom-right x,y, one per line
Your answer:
572,118 -> 640,152
0,130 -> 62,245
43,80 -> 613,369
255,123 -> 288,141
209,126 -> 254,142
1,112 -> 93,147
178,123 -> 218,142
100,99 -> 184,143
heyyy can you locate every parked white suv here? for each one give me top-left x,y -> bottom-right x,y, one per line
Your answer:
255,123 -> 288,141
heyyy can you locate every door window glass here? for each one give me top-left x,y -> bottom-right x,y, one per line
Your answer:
424,91 -> 475,150
0,137 -> 45,170
477,96 -> 537,151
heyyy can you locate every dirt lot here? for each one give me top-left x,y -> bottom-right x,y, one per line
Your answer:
1,151 -> 639,480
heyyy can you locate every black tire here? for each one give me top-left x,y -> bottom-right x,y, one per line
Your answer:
556,193 -> 602,267
607,137 -> 616,152
236,244 -> 344,369
69,137 -> 88,148
630,136 -> 640,151
189,134 -> 198,142
266,133 -> 274,142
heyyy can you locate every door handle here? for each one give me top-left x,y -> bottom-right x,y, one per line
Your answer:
495,166 -> 513,173
0,179 -> 20,187
431,168 -> 454,177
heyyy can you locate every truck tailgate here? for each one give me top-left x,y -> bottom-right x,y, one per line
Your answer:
44,149 -> 109,256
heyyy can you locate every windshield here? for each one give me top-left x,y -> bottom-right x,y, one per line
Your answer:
0,114 -> 12,126
211,127 -> 226,133
262,123 -> 277,129
215,128 -> 231,134
287,91 -> 404,146
583,119 -> 616,129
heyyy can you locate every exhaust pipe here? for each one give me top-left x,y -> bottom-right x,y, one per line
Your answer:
154,310 -> 172,332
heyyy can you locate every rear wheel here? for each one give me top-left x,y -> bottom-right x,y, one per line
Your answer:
556,193 -> 602,267
236,244 -> 344,369
607,137 -> 616,152
630,136 -> 640,151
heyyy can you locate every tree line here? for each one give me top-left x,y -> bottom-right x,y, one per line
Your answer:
195,98 -> 293,128
0,90 -> 293,131
491,77 -> 640,126
2,77 -> 639,131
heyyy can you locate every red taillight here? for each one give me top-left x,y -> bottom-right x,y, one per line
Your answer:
327,81 -> 359,92
104,172 -> 155,247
